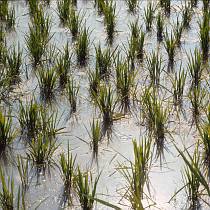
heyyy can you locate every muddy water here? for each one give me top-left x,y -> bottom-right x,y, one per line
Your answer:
1,0 -> 209,209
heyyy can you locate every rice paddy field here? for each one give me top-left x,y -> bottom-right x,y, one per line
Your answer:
0,0 -> 209,209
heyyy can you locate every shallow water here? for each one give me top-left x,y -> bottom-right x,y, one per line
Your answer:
0,0 -> 210,209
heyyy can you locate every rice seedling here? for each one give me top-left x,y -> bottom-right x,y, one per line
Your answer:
125,37 -> 136,70
39,108 -> 64,140
75,27 -> 90,66
25,6 -> 51,65
67,6 -> 83,38
136,30 -> 145,61
88,119 -> 102,157
125,0 -> 139,13
146,51 -> 163,86
17,156 -> 30,191
117,138 -> 152,209
171,67 -> 187,106
56,42 -> 71,88
0,167 -> 14,210
94,0 -> 105,14
95,43 -> 114,77
66,77 -> 79,113
198,112 -> 210,176
143,2 -> 155,31
6,44 -> 22,84
141,89 -> 169,160
129,19 -> 140,39
18,99 -> 41,139
103,0 -> 116,43
0,0 -> 8,21
173,17 -> 184,47
175,146 -> 210,207
27,0 -> 39,16
115,59 -> 136,112
27,134 -> 58,170
159,0 -> 171,15
60,144 -> 76,205
88,67 -> 101,99
188,86 -> 206,122
57,0 -> 71,24
164,30 -> 176,67
181,2 -> 192,29
36,67 -> 57,101
76,167 -> 100,210
0,0 -> 15,29
156,12 -> 164,42
5,7 -> 15,30
198,10 -> 209,61
94,85 -> 117,125
187,48 -> 202,88
0,109 -> 15,152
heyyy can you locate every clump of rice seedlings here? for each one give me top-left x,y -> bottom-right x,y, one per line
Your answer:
94,0 -> 105,14
88,119 -> 102,157
156,12 -> 164,41
171,67 -> 186,106
60,144 -> 76,205
28,0 -> 39,15
6,44 -> 22,84
94,85 -> 116,125
17,156 -> 30,191
181,2 -> 192,29
88,67 -> 101,99
174,146 -> 210,208
143,2 -> 155,31
67,6 -> 83,38
187,48 -> 202,88
172,147 -> 201,209
66,77 -> 79,113
159,0 -> 171,15
115,59 -> 136,112
37,67 -> 57,101
57,0 -> 71,24
0,167 -> 14,210
103,0 -> 116,43
117,138 -> 152,209
141,89 -> 169,160
136,30 -> 145,61
198,10 -> 209,61
27,134 -> 58,170
95,43 -> 114,77
129,19 -> 140,39
0,110 -> 15,152
18,99 -> 41,139
125,37 -> 136,70
173,17 -> 184,47
0,0 -> 15,29
125,0 -> 139,13
198,106 -> 210,176
76,167 -> 100,210
75,26 -> 90,66
25,6 -> 51,66
146,51 -> 163,86
188,87 -> 206,122
56,43 -> 71,88
164,30 -> 176,67
39,108 -> 64,140
0,27 -> 7,65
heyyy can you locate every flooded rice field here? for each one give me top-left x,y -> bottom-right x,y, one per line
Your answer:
0,0 -> 209,209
